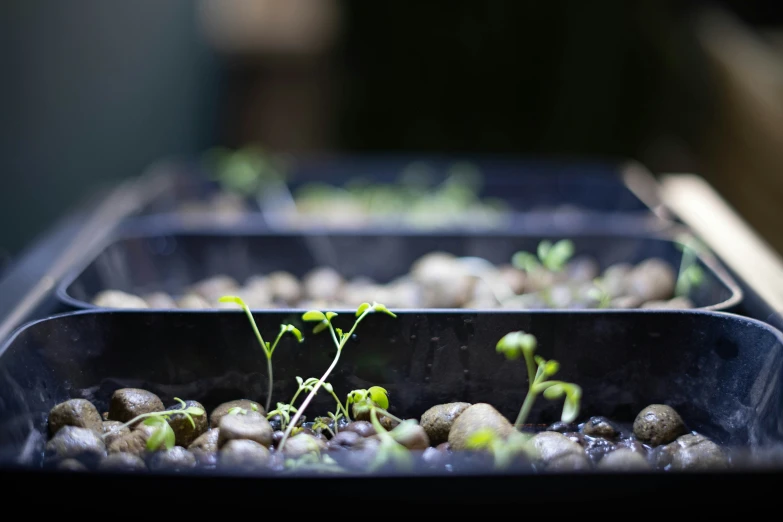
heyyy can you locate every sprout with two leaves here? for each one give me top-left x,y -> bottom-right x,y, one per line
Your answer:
496,331 -> 582,429
101,398 -> 205,451
512,239 -> 575,274
277,302 -> 397,452
218,296 -> 303,413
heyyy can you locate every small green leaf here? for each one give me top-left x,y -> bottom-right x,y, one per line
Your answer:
520,333 -> 537,355
496,331 -> 523,359
368,386 -> 389,409
534,355 -> 545,367
227,406 -> 246,415
511,252 -> 539,273
251,404 -> 259,412
561,385 -> 582,423
356,303 -> 371,316
185,406 -> 204,416
537,240 -> 552,262
163,423 -> 176,450
544,239 -> 575,271
335,328 -> 343,338
265,341 -> 271,350
373,303 -> 397,317
144,416 -> 164,427
219,295 -> 245,306
286,325 -> 304,342
313,321 -> 329,334
296,376 -> 304,387
323,382 -> 334,393
325,312 -> 338,321
544,360 -> 560,377
302,311 -> 327,322
465,428 -> 497,449
147,426 -> 166,450
543,384 -> 565,400
687,265 -> 704,285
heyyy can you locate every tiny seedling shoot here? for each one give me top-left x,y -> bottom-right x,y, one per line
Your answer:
674,235 -> 706,297
218,295 -> 303,413
495,331 -> 582,429
346,385 -> 412,471
512,239 -> 575,274
101,398 -> 205,451
277,301 -> 397,452
586,277 -> 612,309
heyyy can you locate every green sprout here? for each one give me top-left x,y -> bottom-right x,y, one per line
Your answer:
465,428 -> 533,469
496,331 -> 582,429
368,404 -> 413,472
267,403 -> 297,432
512,239 -> 575,274
284,452 -> 346,474
268,376 -> 349,432
327,411 -> 342,435
674,235 -> 706,297
346,386 -> 403,425
586,277 -> 612,309
277,302 -> 397,452
219,295 -> 303,413
101,397 -> 205,451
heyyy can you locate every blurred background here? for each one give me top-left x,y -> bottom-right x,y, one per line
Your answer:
2,0 -> 783,261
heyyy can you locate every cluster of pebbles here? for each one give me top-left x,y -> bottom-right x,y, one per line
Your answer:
44,388 -> 727,474
91,251 -> 693,310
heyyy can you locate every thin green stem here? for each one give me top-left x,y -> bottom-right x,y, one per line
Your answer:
327,388 -> 351,420
101,409 -> 193,439
514,390 -> 538,429
369,407 -> 387,435
532,380 -> 568,394
265,356 -> 274,413
236,302 -> 275,412
240,303 -> 268,355
373,407 -> 404,425
523,352 -> 536,392
269,328 -> 286,357
278,309 -> 373,451
288,386 -> 306,409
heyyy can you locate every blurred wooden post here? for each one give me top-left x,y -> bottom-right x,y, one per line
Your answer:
197,0 -> 340,152
695,6 -> 783,255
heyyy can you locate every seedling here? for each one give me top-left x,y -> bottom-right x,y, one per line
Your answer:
101,397 -> 205,451
674,235 -> 706,297
227,403 -> 258,416
277,302 -> 396,452
466,427 -> 532,469
284,452 -> 346,474
368,405 -> 413,472
346,386 -> 404,425
266,402 -> 297,431
586,277 -> 612,309
496,331 -> 582,429
269,377 -> 348,432
219,295 -> 303,413
512,239 -> 575,274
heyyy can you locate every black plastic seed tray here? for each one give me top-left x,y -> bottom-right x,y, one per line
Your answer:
56,228 -> 742,312
0,309 -> 781,503
136,155 -> 668,233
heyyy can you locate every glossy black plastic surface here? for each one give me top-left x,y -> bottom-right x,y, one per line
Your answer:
1,310 -> 782,471
57,230 -> 742,311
